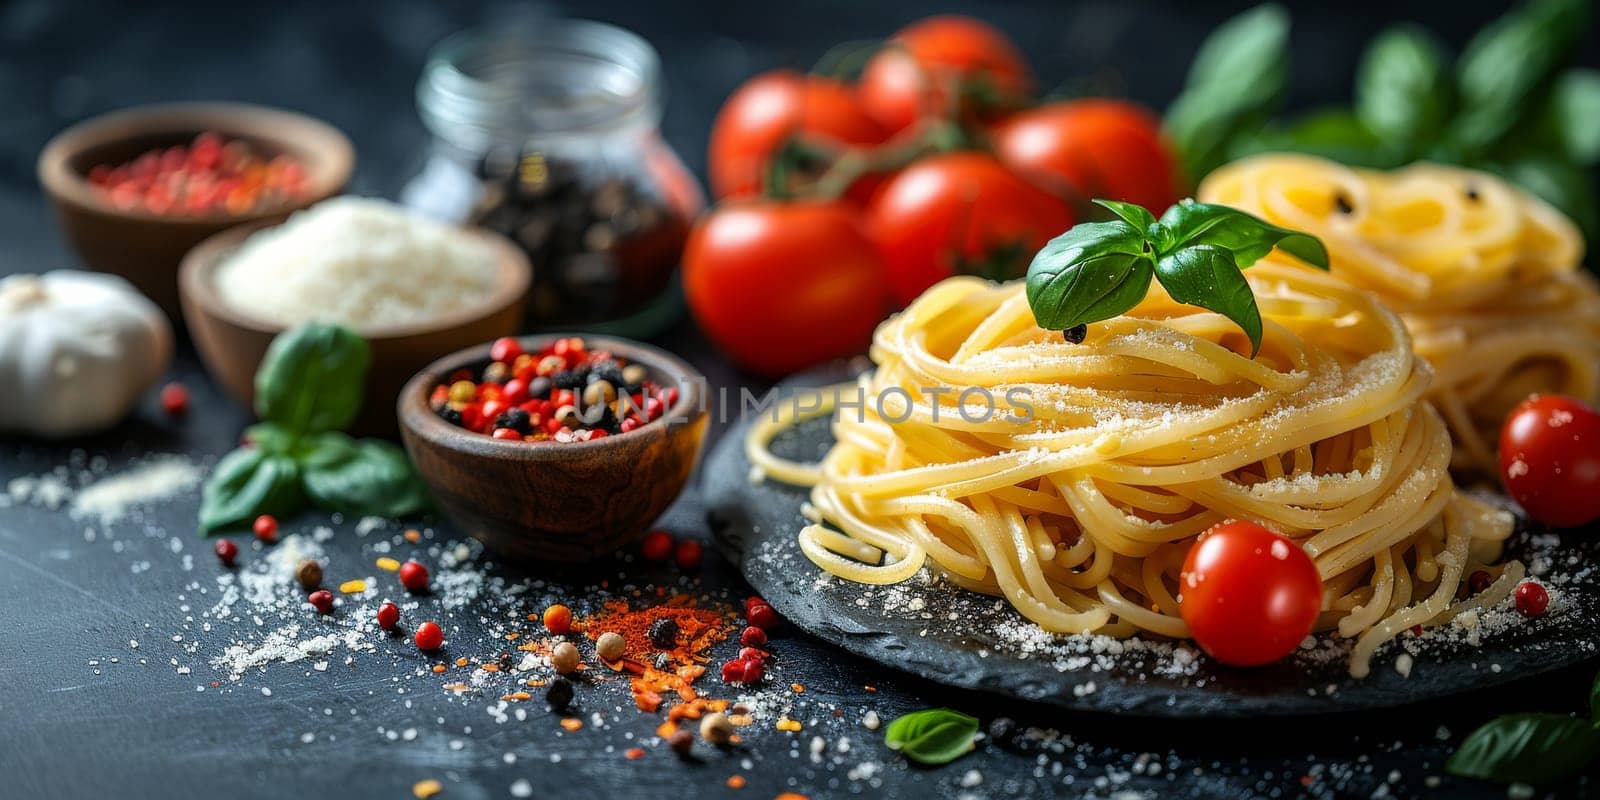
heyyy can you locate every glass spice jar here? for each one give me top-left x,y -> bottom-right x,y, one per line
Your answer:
403,19 -> 702,336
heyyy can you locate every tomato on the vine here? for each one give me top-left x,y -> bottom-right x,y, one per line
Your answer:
859,15 -> 1033,135
684,200 -> 886,377
994,99 -> 1181,214
1499,395 -> 1600,528
867,152 -> 1074,305
1179,520 -> 1322,668
708,70 -> 889,204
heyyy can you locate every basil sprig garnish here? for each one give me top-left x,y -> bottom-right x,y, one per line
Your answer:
883,708 -> 979,766
1447,669 -> 1600,787
1024,198 -> 1328,356
199,323 -> 431,534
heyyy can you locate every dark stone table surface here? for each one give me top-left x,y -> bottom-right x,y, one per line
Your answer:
1,2 -> 1597,798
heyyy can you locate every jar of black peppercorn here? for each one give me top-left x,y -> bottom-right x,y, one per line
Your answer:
403,19 -> 702,336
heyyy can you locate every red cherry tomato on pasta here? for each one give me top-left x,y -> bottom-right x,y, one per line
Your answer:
993,99 -> 1181,213
1179,520 -> 1322,667
708,70 -> 889,204
684,200 -> 886,377
858,15 -> 1033,135
867,152 -> 1075,306
1498,395 -> 1600,528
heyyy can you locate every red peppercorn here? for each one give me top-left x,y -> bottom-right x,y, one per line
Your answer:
739,626 -> 767,648
543,604 -> 573,635
620,418 -> 640,433
747,602 -> 780,631
376,601 -> 400,631
720,656 -> 763,684
673,539 -> 703,571
253,514 -> 278,543
490,337 -> 522,364
1515,581 -> 1549,617
308,589 -> 334,615
398,560 -> 430,592
738,646 -> 766,662
492,427 -> 522,440
744,596 -> 767,615
214,538 -> 239,566
640,530 -> 673,561
414,621 -> 444,651
160,382 -> 189,416
503,378 -> 530,405
1468,570 -> 1493,594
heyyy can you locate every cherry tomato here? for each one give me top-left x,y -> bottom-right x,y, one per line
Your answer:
994,99 -> 1181,214
1179,520 -> 1322,667
859,15 -> 1033,135
1499,395 -> 1600,528
708,70 -> 889,204
685,200 -> 886,377
867,152 -> 1074,305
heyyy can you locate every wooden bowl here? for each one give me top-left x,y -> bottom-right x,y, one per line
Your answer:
38,102 -> 354,318
398,335 -> 708,563
179,220 -> 531,437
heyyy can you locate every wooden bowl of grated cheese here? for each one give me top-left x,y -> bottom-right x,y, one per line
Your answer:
179,198 -> 531,437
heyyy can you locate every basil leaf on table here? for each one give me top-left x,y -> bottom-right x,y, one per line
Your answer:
298,433 -> 432,518
254,323 -> 371,435
1355,25 -> 1451,152
1446,713 -> 1600,786
1164,3 -> 1289,182
1155,245 -> 1264,355
883,708 -> 979,766
1157,201 -> 1330,270
199,448 -> 304,534
1451,0 -> 1589,155
1025,221 -> 1154,331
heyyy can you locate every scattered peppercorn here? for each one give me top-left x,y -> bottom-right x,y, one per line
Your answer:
747,602 -> 780,631
721,656 -> 763,684
1515,581 -> 1549,617
414,621 -> 444,651
1468,570 -> 1493,594
700,711 -> 734,745
673,539 -> 703,571
399,560 -> 430,592
1062,324 -> 1087,345
377,601 -> 400,631
595,631 -> 626,662
159,382 -> 189,416
214,538 -> 238,566
253,514 -> 278,544
543,604 -> 573,634
294,558 -> 323,590
552,641 -> 581,674
987,716 -> 1017,745
546,677 -> 575,711
308,589 -> 334,615
647,617 -> 680,649
668,728 -> 694,757
739,626 -> 767,649
640,530 -> 673,561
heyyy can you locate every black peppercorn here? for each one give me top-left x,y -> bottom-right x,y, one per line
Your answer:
588,362 -> 625,389
493,407 -> 532,434
1062,324 -> 1087,345
439,407 -> 464,425
525,376 -> 553,401
552,367 -> 589,390
987,716 -> 1016,744
545,677 -> 575,711
648,617 -> 680,649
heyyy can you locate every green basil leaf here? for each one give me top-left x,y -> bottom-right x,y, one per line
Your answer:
244,421 -> 297,454
1229,111 -> 1396,169
254,324 -> 371,435
198,448 -> 303,535
1452,0 -> 1589,155
884,709 -> 979,766
1154,245 -> 1263,355
1499,157 -> 1600,245
1092,199 -> 1157,231
1447,713 -> 1600,785
1546,69 -> 1600,167
1157,201 -> 1328,270
1025,221 -> 1154,331
298,433 -> 431,518
1164,4 -> 1289,182
1355,25 -> 1451,151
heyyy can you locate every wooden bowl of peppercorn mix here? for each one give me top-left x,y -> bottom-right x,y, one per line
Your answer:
398,335 -> 708,563
38,102 -> 354,318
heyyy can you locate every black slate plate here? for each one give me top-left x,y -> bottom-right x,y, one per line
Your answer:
704,377 -> 1600,718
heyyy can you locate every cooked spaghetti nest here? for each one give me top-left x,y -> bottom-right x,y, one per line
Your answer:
748,267 -> 1518,677
1199,154 -> 1600,471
